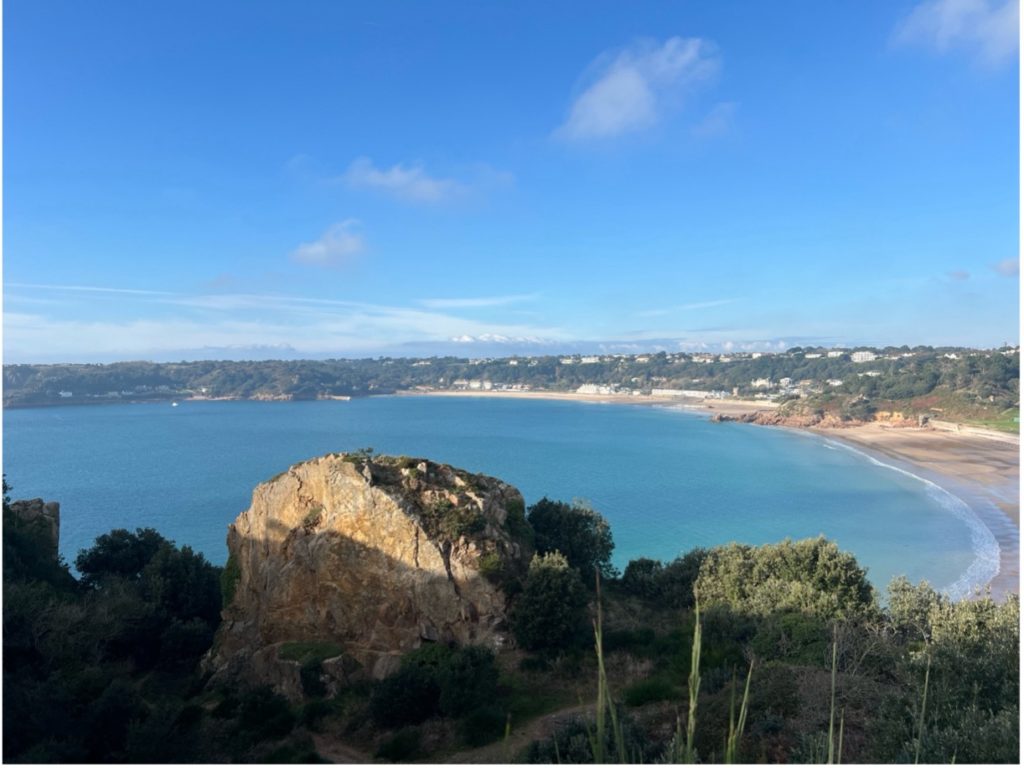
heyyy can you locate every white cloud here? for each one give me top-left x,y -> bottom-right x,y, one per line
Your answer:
343,157 -> 465,203
2,285 -> 568,362
290,220 -> 365,267
692,101 -> 738,137
993,258 -> 1019,276
418,293 -> 539,310
555,37 -> 719,141
636,298 -> 738,318
894,0 -> 1019,67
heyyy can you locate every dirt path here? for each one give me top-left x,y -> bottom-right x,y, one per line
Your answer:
443,703 -> 595,763
311,733 -> 373,764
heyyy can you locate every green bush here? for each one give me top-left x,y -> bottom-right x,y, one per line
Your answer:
695,537 -> 875,619
527,498 -> 615,579
460,704 -> 508,747
375,727 -> 422,762
438,646 -> 499,716
621,557 -> 664,598
623,675 -> 677,706
369,664 -> 441,727
511,552 -> 588,651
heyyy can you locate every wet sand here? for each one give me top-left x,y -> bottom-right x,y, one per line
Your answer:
815,424 -> 1019,600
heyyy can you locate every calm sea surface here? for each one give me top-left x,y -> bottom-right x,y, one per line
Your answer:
2,396 -> 994,596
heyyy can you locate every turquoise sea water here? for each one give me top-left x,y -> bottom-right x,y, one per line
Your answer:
2,396 -> 997,597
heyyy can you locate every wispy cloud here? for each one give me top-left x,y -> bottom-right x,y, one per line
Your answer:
342,157 -> 465,203
692,101 -> 738,137
2,284 -> 568,362
5,282 -> 175,296
992,257 -> 1019,276
893,0 -> 1019,67
290,220 -> 365,267
636,298 -> 738,318
554,37 -> 719,141
417,293 -> 539,310
947,269 -> 971,281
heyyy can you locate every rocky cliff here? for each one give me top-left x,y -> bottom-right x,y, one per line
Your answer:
207,452 -> 533,698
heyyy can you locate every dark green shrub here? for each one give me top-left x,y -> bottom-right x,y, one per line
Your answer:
300,659 -> 327,698
751,611 -> 828,664
438,646 -> 499,716
527,498 -> 615,579
460,704 -> 508,747
375,727 -> 422,762
621,557 -> 664,599
369,664 -> 441,727
238,686 -> 296,740
623,675 -> 677,706
75,528 -> 167,586
300,699 -> 334,731
511,552 -> 588,651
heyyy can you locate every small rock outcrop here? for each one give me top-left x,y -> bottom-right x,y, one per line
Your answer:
7,498 -> 61,559
207,453 -> 533,697
711,411 -> 863,428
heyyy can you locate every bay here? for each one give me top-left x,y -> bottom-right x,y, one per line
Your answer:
2,396 -> 990,596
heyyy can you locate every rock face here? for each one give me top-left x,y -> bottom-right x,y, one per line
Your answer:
7,498 -> 60,558
711,411 -> 864,428
208,453 -> 533,697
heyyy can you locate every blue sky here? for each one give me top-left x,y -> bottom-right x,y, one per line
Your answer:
3,0 -> 1020,362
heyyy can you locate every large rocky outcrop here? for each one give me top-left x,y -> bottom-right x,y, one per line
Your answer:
207,452 -> 533,698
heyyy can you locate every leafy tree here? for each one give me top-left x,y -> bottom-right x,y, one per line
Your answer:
511,552 -> 588,651
527,498 -> 615,580
75,527 -> 168,586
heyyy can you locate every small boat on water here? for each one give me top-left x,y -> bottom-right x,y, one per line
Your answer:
171,402 -> 179,407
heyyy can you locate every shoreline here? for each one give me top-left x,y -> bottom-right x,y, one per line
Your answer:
402,389 -> 1019,600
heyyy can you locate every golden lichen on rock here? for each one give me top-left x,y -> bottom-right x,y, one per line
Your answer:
205,452 -> 534,699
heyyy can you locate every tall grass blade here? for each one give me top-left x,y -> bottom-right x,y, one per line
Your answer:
685,603 -> 702,763
837,707 -> 845,765
725,660 -> 754,763
827,632 -> 838,763
914,653 -> 931,764
589,568 -> 628,763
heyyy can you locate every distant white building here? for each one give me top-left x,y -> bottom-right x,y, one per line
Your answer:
580,356 -> 600,364
577,384 -> 616,395
779,377 -> 792,387
560,357 -> 575,365
635,356 -> 651,363
508,359 -> 519,366
851,351 -> 877,363
827,350 -> 846,358
804,353 -> 822,359
751,352 -> 763,359
827,379 -> 844,387
58,391 -> 73,398
750,378 -> 772,389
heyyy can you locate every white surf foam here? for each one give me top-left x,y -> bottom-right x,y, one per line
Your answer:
823,438 -> 1000,600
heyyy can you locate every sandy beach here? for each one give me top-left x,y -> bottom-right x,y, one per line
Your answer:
403,389 -> 1019,599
